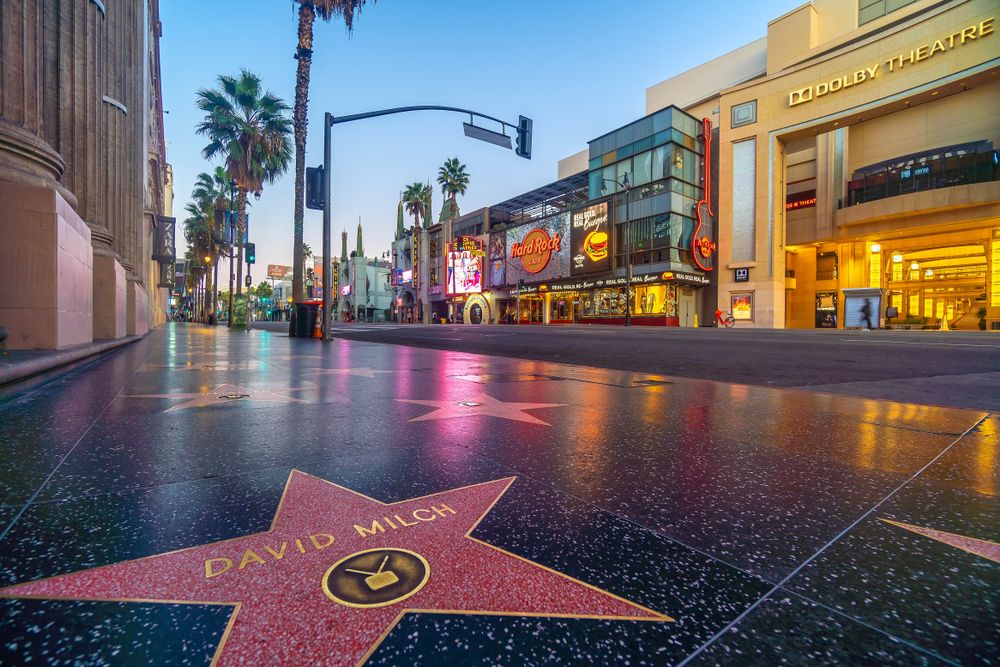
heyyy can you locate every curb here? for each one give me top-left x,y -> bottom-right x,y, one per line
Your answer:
0,336 -> 141,388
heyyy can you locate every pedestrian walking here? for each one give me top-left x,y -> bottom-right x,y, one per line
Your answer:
860,298 -> 873,330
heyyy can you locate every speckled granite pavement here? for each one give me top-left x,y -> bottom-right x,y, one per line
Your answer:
0,324 -> 996,665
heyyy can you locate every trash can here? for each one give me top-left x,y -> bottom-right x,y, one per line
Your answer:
290,301 -> 320,337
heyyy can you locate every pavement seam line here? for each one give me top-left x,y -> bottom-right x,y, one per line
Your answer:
0,341 -> 153,544
674,413 -> 988,667
779,587 -> 961,666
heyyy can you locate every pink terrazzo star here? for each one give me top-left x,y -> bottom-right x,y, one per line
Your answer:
125,383 -> 309,413
881,519 -> 1000,563
397,394 -> 566,426
0,472 -> 669,666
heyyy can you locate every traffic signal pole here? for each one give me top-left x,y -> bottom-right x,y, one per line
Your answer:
321,112 -> 333,341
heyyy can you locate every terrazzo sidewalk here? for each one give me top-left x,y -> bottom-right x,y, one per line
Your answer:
0,323 -> 996,665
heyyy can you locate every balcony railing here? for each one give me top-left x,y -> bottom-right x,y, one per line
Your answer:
841,150 -> 998,208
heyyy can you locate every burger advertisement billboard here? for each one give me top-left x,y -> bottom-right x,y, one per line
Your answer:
571,202 -> 611,275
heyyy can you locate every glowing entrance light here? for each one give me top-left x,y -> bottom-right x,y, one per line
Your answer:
870,243 -> 881,253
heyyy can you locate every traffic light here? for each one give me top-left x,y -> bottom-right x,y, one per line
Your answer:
306,165 -> 325,210
515,115 -> 532,160
245,242 -> 256,264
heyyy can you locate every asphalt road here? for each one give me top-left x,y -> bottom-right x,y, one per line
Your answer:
253,322 -> 1000,411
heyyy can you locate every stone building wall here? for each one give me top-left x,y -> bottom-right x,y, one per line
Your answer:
0,0 -> 167,349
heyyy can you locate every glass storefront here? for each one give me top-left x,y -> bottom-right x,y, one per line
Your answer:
883,241 -> 988,327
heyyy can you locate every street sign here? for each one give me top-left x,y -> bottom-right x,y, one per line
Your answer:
245,274 -> 252,288
734,268 -> 750,283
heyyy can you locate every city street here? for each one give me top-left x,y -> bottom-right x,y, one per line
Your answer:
1,323 -> 996,664
255,321 -> 1000,411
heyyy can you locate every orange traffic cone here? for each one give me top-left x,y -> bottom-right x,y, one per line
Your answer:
312,311 -> 323,339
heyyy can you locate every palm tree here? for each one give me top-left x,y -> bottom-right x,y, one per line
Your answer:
290,0 -> 375,303
437,158 -> 470,227
182,201 -> 213,322
190,166 -> 235,322
196,70 -> 292,314
402,182 -> 431,227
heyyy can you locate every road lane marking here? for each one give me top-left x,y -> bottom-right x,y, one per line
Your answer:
842,339 -> 1000,348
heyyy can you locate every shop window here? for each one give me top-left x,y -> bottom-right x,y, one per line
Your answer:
550,298 -> 571,321
632,284 -> 677,316
588,289 -> 628,317
633,150 -> 652,186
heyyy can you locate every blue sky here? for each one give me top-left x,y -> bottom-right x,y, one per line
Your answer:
161,0 -> 798,274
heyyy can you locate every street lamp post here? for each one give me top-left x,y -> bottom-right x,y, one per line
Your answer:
601,173 -> 632,326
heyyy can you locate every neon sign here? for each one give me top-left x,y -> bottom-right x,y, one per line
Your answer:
692,117 -> 716,272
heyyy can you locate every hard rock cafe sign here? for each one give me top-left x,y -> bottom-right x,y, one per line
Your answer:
692,117 -> 716,272
511,228 -> 561,274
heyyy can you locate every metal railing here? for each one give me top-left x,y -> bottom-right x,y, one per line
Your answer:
841,151 -> 998,208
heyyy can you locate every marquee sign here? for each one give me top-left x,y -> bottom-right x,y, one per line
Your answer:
511,228 -> 561,274
786,190 -> 817,211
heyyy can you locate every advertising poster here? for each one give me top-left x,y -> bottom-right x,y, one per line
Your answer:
815,291 -> 838,328
570,202 -> 610,275
267,264 -> 292,280
731,292 -> 753,321
504,213 -> 571,286
489,233 -> 506,287
446,236 -> 484,295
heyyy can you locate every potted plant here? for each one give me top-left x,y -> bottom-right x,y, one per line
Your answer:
977,307 -> 987,330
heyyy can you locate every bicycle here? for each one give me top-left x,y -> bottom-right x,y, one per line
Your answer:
714,309 -> 735,328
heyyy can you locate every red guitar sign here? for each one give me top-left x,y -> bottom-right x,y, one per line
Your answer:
692,117 -> 716,272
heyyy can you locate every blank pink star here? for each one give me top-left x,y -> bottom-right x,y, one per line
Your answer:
397,394 -> 566,426
126,383 -> 309,413
882,519 -> 1000,564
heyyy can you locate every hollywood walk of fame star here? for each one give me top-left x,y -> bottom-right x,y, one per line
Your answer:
0,472 -> 669,665
142,361 -> 266,372
397,394 -> 566,426
881,519 -> 1000,564
307,367 -> 395,379
125,383 -> 310,413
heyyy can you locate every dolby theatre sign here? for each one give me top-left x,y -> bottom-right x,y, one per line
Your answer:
787,17 -> 993,107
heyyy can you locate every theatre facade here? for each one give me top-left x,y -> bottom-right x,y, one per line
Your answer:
715,0 -> 999,329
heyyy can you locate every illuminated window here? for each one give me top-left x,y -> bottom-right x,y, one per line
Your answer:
992,231 -> 1000,307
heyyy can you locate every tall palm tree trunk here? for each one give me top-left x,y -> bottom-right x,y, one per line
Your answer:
450,195 -> 458,229
236,189 -> 248,298
291,3 -> 316,303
